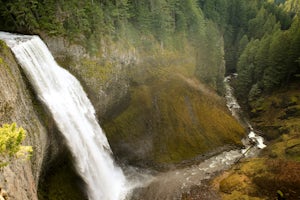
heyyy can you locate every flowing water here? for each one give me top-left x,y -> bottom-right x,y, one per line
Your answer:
224,74 -> 266,150
0,32 -> 132,200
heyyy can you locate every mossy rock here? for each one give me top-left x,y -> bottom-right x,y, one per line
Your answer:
103,69 -> 245,167
250,88 -> 300,142
0,40 -> 9,53
216,158 -> 300,200
287,95 -> 298,106
221,191 -> 265,200
285,138 -> 300,161
219,173 -> 251,194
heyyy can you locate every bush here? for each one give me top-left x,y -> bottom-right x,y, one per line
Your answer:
0,123 -> 33,167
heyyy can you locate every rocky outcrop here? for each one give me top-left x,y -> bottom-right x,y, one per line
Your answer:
0,40 -> 48,200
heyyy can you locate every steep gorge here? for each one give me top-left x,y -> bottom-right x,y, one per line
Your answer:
2,0 -> 299,199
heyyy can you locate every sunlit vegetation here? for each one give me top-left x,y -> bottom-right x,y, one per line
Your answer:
216,158 -> 300,200
0,123 -> 33,167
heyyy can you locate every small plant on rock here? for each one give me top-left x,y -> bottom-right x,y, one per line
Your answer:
0,123 -> 33,167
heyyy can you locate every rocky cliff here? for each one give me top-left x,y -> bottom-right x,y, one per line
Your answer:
0,40 -> 48,199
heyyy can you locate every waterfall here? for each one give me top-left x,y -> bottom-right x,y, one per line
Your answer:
0,32 -> 129,200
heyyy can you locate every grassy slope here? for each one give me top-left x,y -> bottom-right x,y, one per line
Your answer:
212,82 -> 300,200
103,49 -> 245,167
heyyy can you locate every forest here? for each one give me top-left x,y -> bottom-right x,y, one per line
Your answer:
0,0 -> 299,103
0,0 -> 300,199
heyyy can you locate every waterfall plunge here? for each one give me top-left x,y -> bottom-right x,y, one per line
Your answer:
0,32 -> 129,200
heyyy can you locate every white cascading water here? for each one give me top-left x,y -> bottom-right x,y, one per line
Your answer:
224,74 -> 266,151
0,32 -> 129,200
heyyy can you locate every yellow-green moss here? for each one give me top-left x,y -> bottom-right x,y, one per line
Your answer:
216,158 -> 300,199
80,59 -> 113,82
0,40 -> 8,52
103,55 -> 244,165
0,42 -> 17,78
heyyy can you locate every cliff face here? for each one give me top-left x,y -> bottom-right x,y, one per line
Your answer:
102,51 -> 245,168
0,41 -> 48,199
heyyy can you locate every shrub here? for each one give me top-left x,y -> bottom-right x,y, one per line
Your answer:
0,123 -> 33,167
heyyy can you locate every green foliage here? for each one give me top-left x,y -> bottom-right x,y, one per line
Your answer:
200,0 -> 295,76
195,20 -> 225,91
235,13 -> 300,103
0,0 -> 40,32
0,123 -> 33,167
198,0 -> 298,104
